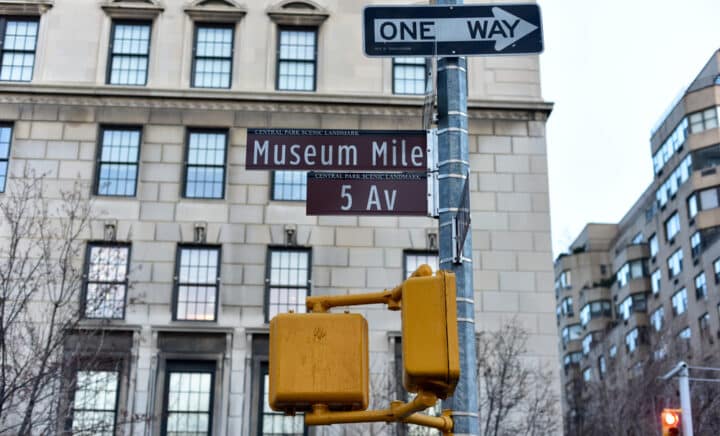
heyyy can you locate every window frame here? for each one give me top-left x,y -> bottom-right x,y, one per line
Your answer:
182,128 -> 228,200
172,244 -> 222,322
695,271 -> 707,300
0,16 -> 40,82
664,211 -> 680,242
275,26 -> 318,92
93,125 -> 142,197
69,367 -> 121,435
392,57 -> 428,95
0,122 -> 12,192
160,360 -> 216,436
271,170 -> 308,201
403,249 -> 439,279
191,22 -> 234,89
671,288 -> 688,316
81,241 -> 131,320
106,19 -> 152,86
264,246 -> 312,323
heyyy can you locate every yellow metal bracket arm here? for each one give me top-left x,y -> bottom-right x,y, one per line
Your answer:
304,390 -> 453,435
305,264 -> 433,313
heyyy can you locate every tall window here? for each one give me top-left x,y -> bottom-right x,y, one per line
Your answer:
690,232 -> 702,257
0,18 -> 38,82
404,250 -> 439,278
266,248 -> 311,321
582,334 -> 593,356
715,258 -> 720,284
667,249 -> 683,278
108,21 -> 151,85
71,370 -> 120,435
184,130 -> 227,199
688,194 -> 698,219
192,24 -> 233,88
276,28 -> 316,91
651,269 -> 662,295
0,124 -> 12,192
393,57 -> 427,95
95,127 -> 141,196
664,212 -> 680,241
259,363 -> 304,435
695,272 -> 707,300
84,243 -> 130,319
163,361 -> 214,436
650,306 -> 665,332
625,328 -> 640,354
561,297 -> 573,317
272,171 -> 307,201
671,288 -> 688,316
649,233 -> 658,258
174,246 -> 221,321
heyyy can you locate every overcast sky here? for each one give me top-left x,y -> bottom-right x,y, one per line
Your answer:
538,0 -> 720,255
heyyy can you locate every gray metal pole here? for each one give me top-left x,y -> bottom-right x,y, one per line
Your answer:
679,364 -> 694,436
436,1 -> 479,434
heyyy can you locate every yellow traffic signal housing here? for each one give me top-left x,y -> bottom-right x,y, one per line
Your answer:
269,312 -> 369,413
661,408 -> 681,436
401,269 -> 459,398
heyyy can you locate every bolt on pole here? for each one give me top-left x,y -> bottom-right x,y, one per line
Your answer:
436,0 -> 480,434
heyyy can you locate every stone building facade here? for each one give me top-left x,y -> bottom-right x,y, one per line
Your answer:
555,50 -> 720,432
0,0 -> 556,434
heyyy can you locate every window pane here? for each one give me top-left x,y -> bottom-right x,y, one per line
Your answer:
277,29 -> 316,91
84,245 -> 129,319
0,125 -> 11,192
166,370 -> 213,436
273,170 -> 307,200
176,247 -> 220,321
404,251 -> 439,278
193,26 -> 233,89
261,372 -> 303,435
267,249 -> 310,320
185,131 -> 227,199
394,58 -> 427,95
97,129 -> 140,196
0,20 -> 38,82
109,22 -> 150,85
73,370 -> 119,436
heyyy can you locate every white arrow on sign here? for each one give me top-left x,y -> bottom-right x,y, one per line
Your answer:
373,7 -> 538,51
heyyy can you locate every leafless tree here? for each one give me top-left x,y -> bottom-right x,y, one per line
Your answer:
566,331 -> 720,436
0,169 -> 138,435
476,319 -> 559,436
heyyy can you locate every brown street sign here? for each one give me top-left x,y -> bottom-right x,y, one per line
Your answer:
246,129 -> 428,171
307,172 -> 428,216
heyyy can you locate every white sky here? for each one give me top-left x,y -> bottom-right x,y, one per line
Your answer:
538,0 -> 720,255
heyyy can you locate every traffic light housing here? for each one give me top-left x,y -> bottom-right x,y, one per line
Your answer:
269,312 -> 369,413
401,269 -> 460,398
661,408 -> 681,436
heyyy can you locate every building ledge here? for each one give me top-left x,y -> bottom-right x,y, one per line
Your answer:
0,83 -> 553,116
0,0 -> 53,15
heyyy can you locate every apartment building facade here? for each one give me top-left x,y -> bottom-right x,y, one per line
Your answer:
0,0 -> 556,434
555,50 -> 720,432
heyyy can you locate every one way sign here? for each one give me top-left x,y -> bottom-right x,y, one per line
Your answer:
363,4 -> 543,57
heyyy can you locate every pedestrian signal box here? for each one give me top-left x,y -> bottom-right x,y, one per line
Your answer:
269,312 -> 369,413
401,270 -> 459,398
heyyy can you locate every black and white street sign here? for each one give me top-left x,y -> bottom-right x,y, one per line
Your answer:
363,4 -> 543,57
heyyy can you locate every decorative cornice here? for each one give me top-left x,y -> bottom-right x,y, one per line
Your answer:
267,0 -> 329,26
101,1 -> 164,20
0,85 -> 552,120
0,0 -> 53,15
184,0 -> 247,23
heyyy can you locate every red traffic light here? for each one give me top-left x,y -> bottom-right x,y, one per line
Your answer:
662,409 -> 679,426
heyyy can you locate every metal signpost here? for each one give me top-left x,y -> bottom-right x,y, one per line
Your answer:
363,2 -> 543,435
306,172 -> 429,216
